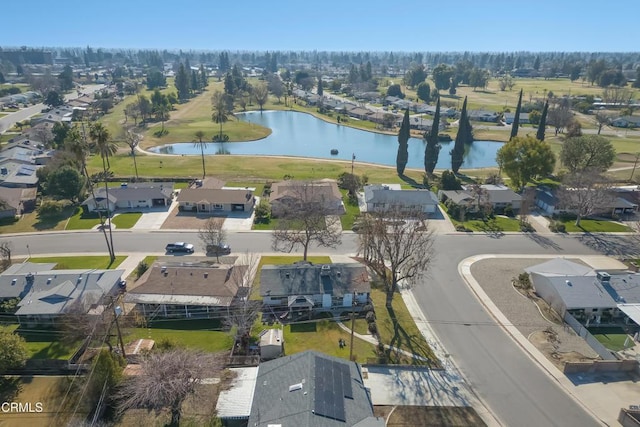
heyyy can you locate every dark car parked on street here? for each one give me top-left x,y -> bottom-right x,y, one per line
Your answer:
165,242 -> 195,253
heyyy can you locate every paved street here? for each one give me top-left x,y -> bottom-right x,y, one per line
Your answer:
7,230 -> 637,425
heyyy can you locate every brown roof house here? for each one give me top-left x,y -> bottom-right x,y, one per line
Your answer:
270,180 -> 345,218
124,262 -> 249,318
177,188 -> 255,214
0,187 -> 36,218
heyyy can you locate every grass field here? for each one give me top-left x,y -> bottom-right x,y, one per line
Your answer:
26,255 -> 126,270
588,327 -> 631,352
340,189 -> 361,230
111,212 -> 142,229
124,318 -> 233,353
557,219 -> 632,233
0,207 -> 76,234
64,207 -> 102,230
0,376 -> 74,427
2,325 -> 78,359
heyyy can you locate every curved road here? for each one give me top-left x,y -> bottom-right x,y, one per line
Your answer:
7,230 -> 636,426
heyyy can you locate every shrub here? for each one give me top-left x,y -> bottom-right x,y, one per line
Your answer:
254,200 -> 271,224
455,224 -> 468,232
368,322 -> 378,335
440,170 -> 462,190
520,221 -> 535,232
504,204 -> 514,218
514,272 -> 532,290
37,199 -> 66,217
135,260 -> 149,279
365,311 -> 376,323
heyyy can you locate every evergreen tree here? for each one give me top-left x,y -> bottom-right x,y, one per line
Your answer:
191,70 -> 199,93
184,58 -> 192,90
536,101 -> 549,141
424,97 -> 442,174
199,64 -> 208,89
224,73 -> 236,96
510,89 -> 523,140
451,97 -> 469,173
396,109 -> 410,175
175,64 -> 190,101
317,77 -> 323,97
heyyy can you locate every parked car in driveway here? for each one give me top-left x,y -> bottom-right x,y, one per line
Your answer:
165,242 -> 195,253
206,244 -> 231,256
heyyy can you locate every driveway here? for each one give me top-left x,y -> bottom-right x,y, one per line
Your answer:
131,200 -> 179,230
222,197 -> 259,232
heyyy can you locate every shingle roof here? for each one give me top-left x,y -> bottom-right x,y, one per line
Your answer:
364,185 -> 438,206
260,262 -> 370,298
545,275 -> 617,310
270,180 -> 342,204
125,263 -> 246,307
177,188 -> 254,204
84,182 -> 174,205
479,184 -> 522,204
248,351 -> 382,427
524,259 -> 593,276
439,190 -> 474,205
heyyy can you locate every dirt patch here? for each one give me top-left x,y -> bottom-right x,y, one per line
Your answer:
374,405 -> 486,427
530,330 -> 598,370
160,206 -> 226,230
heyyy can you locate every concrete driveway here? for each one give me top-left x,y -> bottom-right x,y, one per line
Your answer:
222,197 -> 259,231
131,200 -> 179,230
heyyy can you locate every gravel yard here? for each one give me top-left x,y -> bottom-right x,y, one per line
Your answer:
161,206 -> 226,230
470,258 -> 599,367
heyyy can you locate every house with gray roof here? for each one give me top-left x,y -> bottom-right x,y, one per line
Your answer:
525,259 -> 640,327
0,162 -> 41,188
83,182 -> 174,212
0,263 -> 124,326
177,187 -> 254,214
260,262 -> 370,318
503,112 -> 530,125
124,262 -> 249,319
0,187 -> 37,218
247,351 -> 384,427
439,184 -> 521,212
611,116 -> 640,128
468,109 -> 498,122
364,184 -> 438,215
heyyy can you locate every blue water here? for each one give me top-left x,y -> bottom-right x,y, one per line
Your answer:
148,110 -> 503,169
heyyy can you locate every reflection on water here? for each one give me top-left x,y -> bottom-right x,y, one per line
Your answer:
148,110 -> 503,169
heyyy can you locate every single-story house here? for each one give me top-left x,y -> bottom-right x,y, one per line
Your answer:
503,112 -> 530,125
535,188 -> 560,215
439,185 -> 521,212
177,187 -> 255,213
0,162 -> 41,188
270,180 -> 345,218
525,259 -> 640,327
83,182 -> 174,212
124,262 -> 249,319
245,351 -> 383,427
611,116 -> 640,128
260,262 -> 370,318
364,184 -> 438,215
480,184 -> 522,211
468,110 -> 499,122
0,262 -> 124,326
540,187 -> 638,218
346,106 -> 373,121
0,187 -> 37,218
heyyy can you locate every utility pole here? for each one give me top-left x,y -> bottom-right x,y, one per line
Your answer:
630,153 -> 640,181
351,153 -> 355,175
112,296 -> 126,358
349,292 -> 357,361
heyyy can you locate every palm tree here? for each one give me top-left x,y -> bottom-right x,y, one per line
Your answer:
211,91 -> 232,141
66,125 -> 114,261
193,130 -> 207,179
89,122 -> 116,262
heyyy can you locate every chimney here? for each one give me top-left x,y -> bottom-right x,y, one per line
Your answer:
204,272 -> 208,278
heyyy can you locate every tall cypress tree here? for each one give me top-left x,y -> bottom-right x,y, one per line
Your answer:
317,77 -> 323,97
536,101 -> 549,141
451,97 -> 468,173
424,97 -> 442,175
510,89 -> 523,140
175,64 -> 189,101
396,109 -> 410,175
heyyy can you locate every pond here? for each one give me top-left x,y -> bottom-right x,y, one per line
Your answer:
148,110 -> 503,170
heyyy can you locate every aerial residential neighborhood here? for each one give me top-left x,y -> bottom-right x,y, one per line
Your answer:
1,4 -> 640,427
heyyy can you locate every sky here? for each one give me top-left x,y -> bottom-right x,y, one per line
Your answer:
2,0 -> 638,53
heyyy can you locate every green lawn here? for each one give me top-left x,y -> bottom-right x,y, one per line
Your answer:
369,287 -> 437,365
0,376 -> 72,427
282,317 -> 377,363
252,217 -> 280,230
588,327 -> 632,352
111,212 -> 142,229
558,219 -> 632,233
124,318 -> 233,353
340,189 -> 361,230
448,213 -> 525,232
64,207 -> 103,230
3,325 -> 78,359
26,256 -> 126,270
0,207 -> 76,234
251,256 -> 332,300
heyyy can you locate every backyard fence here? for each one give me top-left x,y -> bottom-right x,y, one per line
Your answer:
564,312 -> 617,360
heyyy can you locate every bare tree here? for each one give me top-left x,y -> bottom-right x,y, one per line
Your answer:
122,127 -> 140,179
602,86 -> 632,105
358,208 -> 434,308
198,218 -> 227,262
547,102 -> 573,136
558,170 -> 615,227
33,125 -> 54,147
0,241 -> 12,271
271,182 -> 342,260
253,82 -> 269,111
594,111 -> 610,135
117,349 -> 224,426
225,253 -> 261,351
